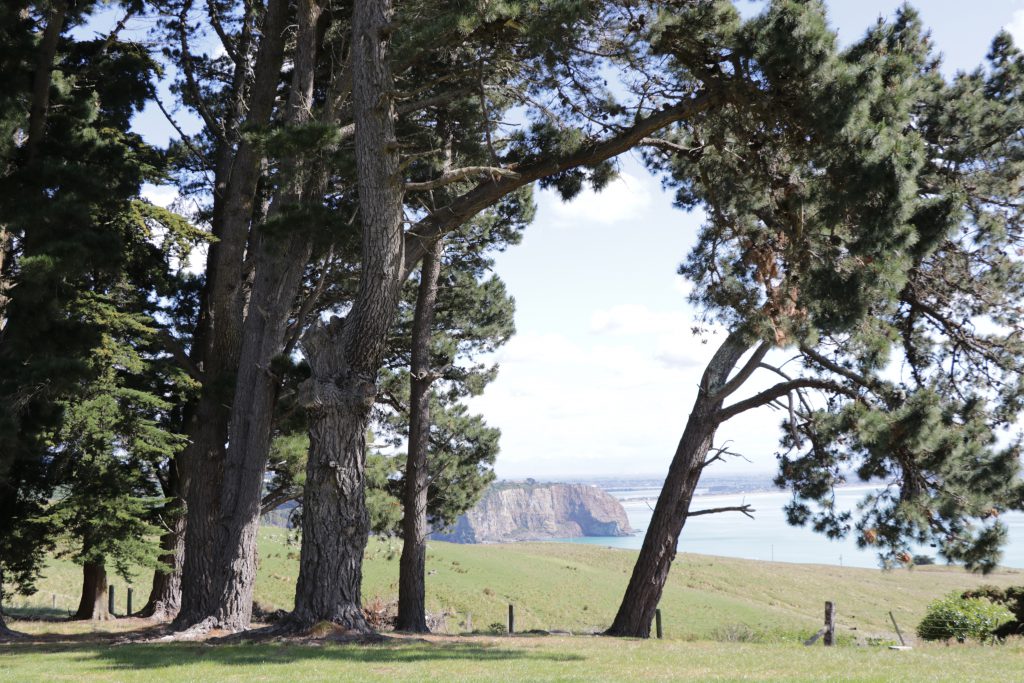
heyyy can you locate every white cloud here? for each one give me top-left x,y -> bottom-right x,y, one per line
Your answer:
1007,9 -> 1024,46
141,183 -> 178,208
590,304 -> 691,336
540,171 -> 654,227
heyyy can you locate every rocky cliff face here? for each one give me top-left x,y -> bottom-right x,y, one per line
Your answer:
431,483 -> 634,543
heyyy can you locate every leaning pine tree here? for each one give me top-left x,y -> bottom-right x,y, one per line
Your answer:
608,4 -> 1024,638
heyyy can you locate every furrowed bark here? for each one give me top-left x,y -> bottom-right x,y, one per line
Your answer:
606,332 -> 752,638
207,0 -> 325,632
396,239 -> 443,633
290,0 -> 403,631
74,560 -> 111,621
140,462 -> 184,620
26,0 -> 68,167
175,0 -> 289,629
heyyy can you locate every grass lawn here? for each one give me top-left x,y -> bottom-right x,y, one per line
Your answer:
1,631 -> 1022,682
4,535 -> 1024,681
9,532 -> 1023,642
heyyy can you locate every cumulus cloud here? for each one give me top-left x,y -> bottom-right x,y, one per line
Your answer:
540,171 -> 654,227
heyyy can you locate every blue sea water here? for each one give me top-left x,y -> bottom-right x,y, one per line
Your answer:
559,486 -> 1024,569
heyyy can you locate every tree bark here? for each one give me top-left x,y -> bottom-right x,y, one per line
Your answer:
74,560 -> 111,621
26,0 -> 68,167
290,0 -> 403,631
174,0 -> 290,629
396,239 -> 443,633
606,333 -> 752,638
140,464 -> 184,620
198,0 -> 327,632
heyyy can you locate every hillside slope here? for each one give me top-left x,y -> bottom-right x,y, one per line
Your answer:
10,530 -> 1023,642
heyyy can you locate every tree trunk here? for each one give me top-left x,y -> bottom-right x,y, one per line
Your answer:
174,0 -> 289,630
396,239 -> 443,633
0,226 -> 10,331
74,560 -> 111,621
201,0 -> 325,632
290,0 -> 403,631
26,0 -> 68,166
606,333 -> 751,638
140,464 -> 184,620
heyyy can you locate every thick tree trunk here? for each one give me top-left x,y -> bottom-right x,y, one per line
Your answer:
290,0 -> 403,631
74,560 -> 111,621
606,334 -> 751,638
201,0 -> 325,632
140,468 -> 185,620
396,240 -> 443,632
174,0 -> 289,630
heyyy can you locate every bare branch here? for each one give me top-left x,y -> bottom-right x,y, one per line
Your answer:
689,504 -> 755,519
205,0 -> 239,64
157,329 -> 204,382
640,136 -> 704,157
405,166 -> 521,192
718,378 -> 858,423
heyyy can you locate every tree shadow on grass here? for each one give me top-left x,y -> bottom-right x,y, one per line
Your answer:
1,638 -> 585,672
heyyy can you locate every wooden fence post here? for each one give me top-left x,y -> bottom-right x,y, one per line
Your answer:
127,587 -> 133,617
108,585 -> 115,617
889,611 -> 906,646
824,601 -> 835,646
508,603 -> 514,635
655,608 -> 663,639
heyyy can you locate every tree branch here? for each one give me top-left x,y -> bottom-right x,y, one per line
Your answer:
402,90 -> 722,278
689,504 -> 755,519
157,329 -> 204,382
718,378 -> 857,423
709,341 -> 771,401
405,166 -> 521,191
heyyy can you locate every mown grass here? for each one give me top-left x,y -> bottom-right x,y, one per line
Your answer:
9,529 -> 1024,642
1,634 -> 1023,682
6,534 -> 1024,681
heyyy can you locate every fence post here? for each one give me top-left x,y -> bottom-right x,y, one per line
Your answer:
127,587 -> 133,617
655,608 -> 663,639
52,593 -> 56,610
108,585 -> 115,617
889,610 -> 906,646
508,603 -> 514,635
824,601 -> 835,646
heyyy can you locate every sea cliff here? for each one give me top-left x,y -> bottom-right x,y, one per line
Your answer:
432,482 -> 634,543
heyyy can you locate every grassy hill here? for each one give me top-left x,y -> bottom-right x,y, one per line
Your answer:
8,529 -> 1024,642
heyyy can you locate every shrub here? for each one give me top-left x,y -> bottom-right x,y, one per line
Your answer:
916,593 -> 1013,643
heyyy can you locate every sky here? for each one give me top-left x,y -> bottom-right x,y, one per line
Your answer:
119,2 -> 1024,480
469,1 -> 1024,479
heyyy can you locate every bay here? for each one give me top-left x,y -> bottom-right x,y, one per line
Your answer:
558,486 -> 1024,569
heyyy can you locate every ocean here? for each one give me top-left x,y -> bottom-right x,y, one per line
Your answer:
558,486 -> 1024,569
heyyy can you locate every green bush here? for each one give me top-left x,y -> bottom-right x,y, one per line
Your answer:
916,593 -> 1013,643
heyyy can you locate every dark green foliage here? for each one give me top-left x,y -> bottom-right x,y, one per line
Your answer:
916,592 -> 1011,643
774,26 -> 1024,572
0,4 -> 187,604
961,585 -> 1024,638
641,3 -> 1024,571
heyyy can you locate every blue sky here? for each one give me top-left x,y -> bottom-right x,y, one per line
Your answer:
473,1 -> 1024,479
121,2 -> 1024,480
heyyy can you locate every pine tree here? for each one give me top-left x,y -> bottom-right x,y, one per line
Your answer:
608,4 -> 1024,637
0,3 -> 163,634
